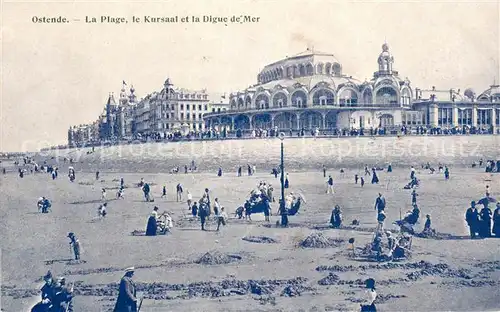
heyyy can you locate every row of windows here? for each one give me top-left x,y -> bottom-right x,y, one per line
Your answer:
174,94 -> 208,100
437,109 -> 500,125
180,104 -> 208,111
212,108 -> 228,113
180,113 -> 204,120
160,112 -> 205,120
160,122 -> 205,130
160,104 -> 209,111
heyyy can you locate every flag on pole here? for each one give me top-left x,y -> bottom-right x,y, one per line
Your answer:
123,80 -> 127,86
221,93 -> 226,99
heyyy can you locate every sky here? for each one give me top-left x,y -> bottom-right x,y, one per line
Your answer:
1,0 -> 499,152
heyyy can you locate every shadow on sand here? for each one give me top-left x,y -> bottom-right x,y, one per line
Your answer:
69,198 -> 117,205
44,258 -> 87,265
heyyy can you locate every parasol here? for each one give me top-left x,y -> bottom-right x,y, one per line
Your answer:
477,196 -> 496,206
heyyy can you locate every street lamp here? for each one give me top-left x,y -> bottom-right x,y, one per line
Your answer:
279,132 -> 288,227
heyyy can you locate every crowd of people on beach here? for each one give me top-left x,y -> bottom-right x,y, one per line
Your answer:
2,147 -> 500,312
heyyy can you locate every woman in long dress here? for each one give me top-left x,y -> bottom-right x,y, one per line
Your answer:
371,168 -> 379,184
146,207 -> 159,236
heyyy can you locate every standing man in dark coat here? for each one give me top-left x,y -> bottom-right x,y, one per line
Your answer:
67,233 -> 81,261
465,201 -> 480,239
176,183 -> 183,201
198,203 -> 208,230
142,183 -> 151,202
374,193 -> 386,213
31,271 -> 56,312
480,203 -> 492,237
492,202 -> 500,237
114,267 -> 138,312
322,165 -> 327,178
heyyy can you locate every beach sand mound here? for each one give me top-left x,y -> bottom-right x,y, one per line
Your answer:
242,236 -> 279,244
195,251 -> 242,265
318,273 -> 341,285
299,232 -> 344,248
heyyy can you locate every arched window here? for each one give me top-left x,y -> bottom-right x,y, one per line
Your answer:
339,89 -> 358,107
312,89 -> 335,106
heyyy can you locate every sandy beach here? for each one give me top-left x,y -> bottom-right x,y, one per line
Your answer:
1,135 -> 500,311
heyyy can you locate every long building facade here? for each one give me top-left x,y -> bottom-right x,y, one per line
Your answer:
204,44 -> 500,134
68,79 -> 221,146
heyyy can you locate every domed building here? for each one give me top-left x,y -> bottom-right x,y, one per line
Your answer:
204,44 -> 414,132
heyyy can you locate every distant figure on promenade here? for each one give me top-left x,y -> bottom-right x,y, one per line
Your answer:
355,174 -> 359,184
444,166 -> 450,180
96,171 -> 100,180
218,167 -> 223,177
410,166 -> 415,180
247,164 -> 252,176
161,185 -> 167,198
284,173 -> 289,188
364,165 -> 370,176
323,165 -> 327,178
387,163 -> 392,172
238,166 -> 242,177
120,177 -> 124,188
361,177 -> 365,187
101,188 -> 107,201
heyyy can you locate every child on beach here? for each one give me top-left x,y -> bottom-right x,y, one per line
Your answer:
98,203 -> 107,218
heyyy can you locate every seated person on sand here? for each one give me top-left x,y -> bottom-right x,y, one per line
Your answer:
420,214 -> 436,235
385,231 -> 396,257
369,235 -> 384,260
403,205 -> 420,225
392,236 -> 411,259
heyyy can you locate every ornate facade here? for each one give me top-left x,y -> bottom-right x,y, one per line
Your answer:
204,44 -> 500,134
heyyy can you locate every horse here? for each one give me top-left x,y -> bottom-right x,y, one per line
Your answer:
235,198 -> 302,218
